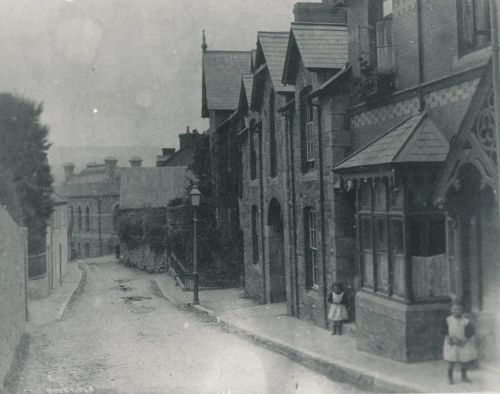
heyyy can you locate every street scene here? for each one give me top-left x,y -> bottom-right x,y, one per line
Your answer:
7,257 -> 359,394
1,0 -> 500,393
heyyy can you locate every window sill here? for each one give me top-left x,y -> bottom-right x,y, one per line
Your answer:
249,179 -> 259,187
301,170 -> 318,182
453,46 -> 491,71
306,285 -> 320,295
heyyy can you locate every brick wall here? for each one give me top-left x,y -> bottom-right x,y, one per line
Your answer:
0,206 -> 27,386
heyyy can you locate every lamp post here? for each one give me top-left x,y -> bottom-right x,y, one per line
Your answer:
189,184 -> 201,305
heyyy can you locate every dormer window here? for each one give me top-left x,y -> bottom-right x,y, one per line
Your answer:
457,0 -> 491,57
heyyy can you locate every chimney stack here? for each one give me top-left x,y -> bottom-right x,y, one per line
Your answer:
63,162 -> 75,182
156,148 -> 176,167
104,156 -> 118,178
129,156 -> 143,167
293,2 -> 347,24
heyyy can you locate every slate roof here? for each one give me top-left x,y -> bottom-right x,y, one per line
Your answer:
51,192 -> 67,205
242,73 -> 254,106
58,165 -> 121,198
202,51 -> 252,115
335,113 -> 449,171
257,32 -> 294,92
282,23 -> 348,84
119,167 -> 192,210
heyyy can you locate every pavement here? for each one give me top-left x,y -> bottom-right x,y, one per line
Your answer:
154,271 -> 500,394
7,258 -> 361,394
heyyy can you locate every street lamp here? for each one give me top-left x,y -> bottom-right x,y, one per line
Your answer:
189,184 -> 201,305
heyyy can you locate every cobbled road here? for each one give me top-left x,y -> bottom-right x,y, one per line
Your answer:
11,259 -> 360,394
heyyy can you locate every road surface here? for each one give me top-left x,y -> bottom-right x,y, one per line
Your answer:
11,259 -> 361,394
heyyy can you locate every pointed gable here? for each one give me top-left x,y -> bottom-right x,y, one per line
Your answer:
202,50 -> 252,117
282,23 -> 348,85
255,31 -> 292,91
433,62 -> 497,204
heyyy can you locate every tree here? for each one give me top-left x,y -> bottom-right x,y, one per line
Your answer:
0,93 -> 53,254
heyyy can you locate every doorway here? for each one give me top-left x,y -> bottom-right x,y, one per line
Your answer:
268,198 -> 286,303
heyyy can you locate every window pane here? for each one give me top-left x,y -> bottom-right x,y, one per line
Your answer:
360,217 -> 374,288
360,217 -> 372,250
410,215 -> 445,257
359,182 -> 372,211
389,186 -> 403,210
375,218 -> 387,252
390,219 -> 404,254
375,218 -> 389,292
374,180 -> 387,211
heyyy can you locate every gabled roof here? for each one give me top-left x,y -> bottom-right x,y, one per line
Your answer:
51,192 -> 67,205
59,165 -> 121,198
433,61 -> 496,205
282,23 -> 348,85
202,50 -> 252,117
335,112 -> 449,171
119,167 -> 193,210
242,73 -> 254,106
255,31 -> 294,92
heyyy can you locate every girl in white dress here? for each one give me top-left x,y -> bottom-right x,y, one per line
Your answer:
327,282 -> 348,335
442,303 -> 476,384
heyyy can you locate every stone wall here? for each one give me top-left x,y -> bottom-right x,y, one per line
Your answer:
0,206 -> 27,386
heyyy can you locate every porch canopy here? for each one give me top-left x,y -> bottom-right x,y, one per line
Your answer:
334,112 -> 452,303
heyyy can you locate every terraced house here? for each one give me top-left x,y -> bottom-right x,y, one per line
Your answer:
205,0 -> 500,366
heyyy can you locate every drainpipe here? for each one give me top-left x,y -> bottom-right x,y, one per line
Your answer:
313,102 -> 329,327
282,109 -> 300,316
257,125 -> 267,303
287,109 -> 300,317
490,0 -> 500,218
416,0 -> 425,111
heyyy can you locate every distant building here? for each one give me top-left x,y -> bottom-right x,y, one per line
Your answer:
118,166 -> 193,271
156,127 -> 203,167
58,157 -> 123,259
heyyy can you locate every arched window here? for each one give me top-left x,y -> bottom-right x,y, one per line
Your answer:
269,89 -> 277,177
77,206 -> 82,232
304,206 -> 318,288
85,206 -> 90,232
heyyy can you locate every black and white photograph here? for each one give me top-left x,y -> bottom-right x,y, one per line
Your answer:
0,0 -> 499,393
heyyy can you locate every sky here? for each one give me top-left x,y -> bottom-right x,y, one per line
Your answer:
0,0 -> 313,150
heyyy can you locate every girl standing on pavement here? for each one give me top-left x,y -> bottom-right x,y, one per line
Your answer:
327,282 -> 348,335
442,302 -> 477,384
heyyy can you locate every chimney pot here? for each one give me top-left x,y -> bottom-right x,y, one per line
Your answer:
129,156 -> 143,167
63,162 -> 75,182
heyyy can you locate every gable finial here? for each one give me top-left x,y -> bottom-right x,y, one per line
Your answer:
202,30 -> 207,52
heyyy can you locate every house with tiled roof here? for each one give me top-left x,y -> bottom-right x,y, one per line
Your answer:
117,165 -> 194,273
58,157 -> 123,259
119,166 -> 192,211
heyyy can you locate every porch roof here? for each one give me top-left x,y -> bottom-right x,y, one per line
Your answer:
334,112 -> 449,172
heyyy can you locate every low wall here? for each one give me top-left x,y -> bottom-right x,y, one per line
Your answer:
0,206 -> 27,386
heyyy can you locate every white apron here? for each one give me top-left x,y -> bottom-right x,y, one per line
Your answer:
327,292 -> 348,321
443,315 -> 477,363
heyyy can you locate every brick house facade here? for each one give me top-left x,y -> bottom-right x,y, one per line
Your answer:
206,0 -> 499,364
